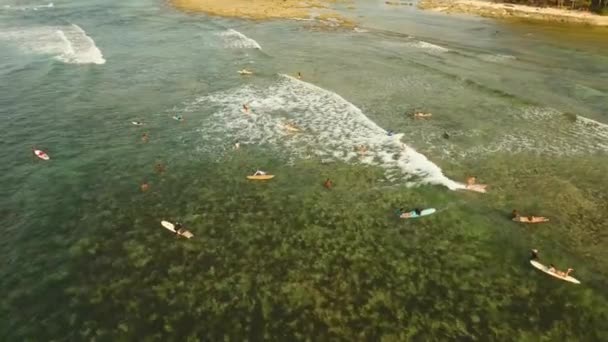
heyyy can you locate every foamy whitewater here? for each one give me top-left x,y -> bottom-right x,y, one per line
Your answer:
2,3 -> 53,11
405,40 -> 449,53
217,29 -> 261,49
185,75 -> 463,189
406,107 -> 608,159
0,24 -> 105,64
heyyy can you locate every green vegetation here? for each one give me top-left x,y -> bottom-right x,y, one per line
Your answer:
2,150 -> 608,340
500,0 -> 608,13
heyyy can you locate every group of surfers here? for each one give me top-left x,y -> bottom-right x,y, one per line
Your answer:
130,70 -> 573,280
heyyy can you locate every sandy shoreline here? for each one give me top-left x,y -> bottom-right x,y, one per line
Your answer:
171,0 -> 354,26
419,0 -> 608,26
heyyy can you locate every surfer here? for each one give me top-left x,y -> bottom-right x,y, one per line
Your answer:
530,249 -> 539,261
253,170 -> 267,176
414,112 -> 432,119
141,132 -> 149,143
155,163 -> 166,174
174,222 -> 184,235
512,210 -> 520,219
465,176 -> 487,192
356,145 -> 368,154
399,208 -> 422,218
442,132 -> 450,139
234,141 -> 240,150
548,264 -> 574,277
243,104 -> 250,113
323,178 -> 333,189
132,121 -> 143,126
140,182 -> 149,192
173,115 -> 183,121
387,130 -> 394,136
297,72 -> 302,79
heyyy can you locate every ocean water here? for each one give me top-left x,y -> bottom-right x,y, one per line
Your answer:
1,0 -> 607,340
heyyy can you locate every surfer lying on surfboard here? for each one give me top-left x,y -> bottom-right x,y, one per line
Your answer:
413,112 -> 432,119
253,170 -> 267,176
399,208 -> 422,218
512,210 -> 549,223
174,222 -> 185,235
530,249 -> 575,279
549,265 -> 574,278
465,176 -> 487,193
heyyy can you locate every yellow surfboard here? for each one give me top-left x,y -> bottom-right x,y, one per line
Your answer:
247,175 -> 275,180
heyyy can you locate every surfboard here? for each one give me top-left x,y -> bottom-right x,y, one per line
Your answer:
172,115 -> 183,121
238,69 -> 253,75
513,216 -> 549,223
281,124 -> 300,132
131,121 -> 143,126
465,184 -> 487,193
400,208 -> 436,219
161,220 -> 193,239
530,260 -> 580,284
247,175 -> 275,180
34,149 -> 50,160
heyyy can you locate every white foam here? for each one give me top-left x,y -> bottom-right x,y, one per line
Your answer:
0,24 -> 105,64
1,2 -> 53,10
405,40 -> 449,53
55,24 -> 105,64
417,107 -> 608,159
217,29 -> 261,49
185,74 -> 463,190
478,54 -> 516,63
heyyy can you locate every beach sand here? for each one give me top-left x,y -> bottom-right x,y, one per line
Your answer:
419,0 -> 608,26
171,0 -> 354,26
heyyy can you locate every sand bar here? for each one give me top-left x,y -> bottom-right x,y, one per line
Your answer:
171,0 -> 354,26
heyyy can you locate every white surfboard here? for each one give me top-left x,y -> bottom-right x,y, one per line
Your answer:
530,260 -> 580,284
132,121 -> 143,126
465,184 -> 487,193
400,208 -> 436,219
34,149 -> 50,160
161,220 -> 193,239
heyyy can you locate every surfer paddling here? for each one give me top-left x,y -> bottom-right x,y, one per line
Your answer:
399,208 -> 422,219
548,264 -> 574,278
465,176 -> 487,193
356,145 -> 368,154
323,178 -> 333,189
530,249 -> 577,281
512,210 -> 549,223
413,112 -> 432,119
174,222 -> 185,235
243,104 -> 250,114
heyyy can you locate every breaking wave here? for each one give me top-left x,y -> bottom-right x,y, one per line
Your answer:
183,74 -> 463,189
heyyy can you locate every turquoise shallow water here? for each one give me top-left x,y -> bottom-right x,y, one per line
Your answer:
1,0 -> 608,340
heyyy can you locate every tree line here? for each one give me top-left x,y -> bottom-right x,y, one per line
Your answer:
501,0 -> 608,14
